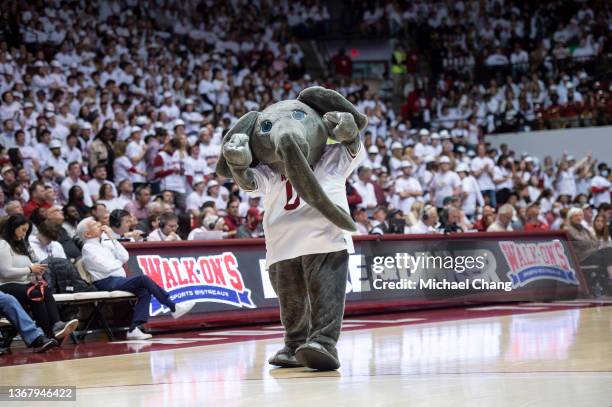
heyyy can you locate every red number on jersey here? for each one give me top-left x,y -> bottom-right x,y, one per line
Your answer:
284,180 -> 301,210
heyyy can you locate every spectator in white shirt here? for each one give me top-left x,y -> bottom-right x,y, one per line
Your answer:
61,162 -> 92,207
147,212 -> 182,242
395,161 -> 423,214
408,205 -> 439,234
78,218 -> 193,340
28,220 -> 67,261
470,144 -> 497,207
87,164 -> 116,202
430,156 -> 462,209
457,163 -> 484,219
352,166 -> 378,213
487,204 -> 514,232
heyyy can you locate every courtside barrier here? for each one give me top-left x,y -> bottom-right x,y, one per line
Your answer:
123,231 -> 588,329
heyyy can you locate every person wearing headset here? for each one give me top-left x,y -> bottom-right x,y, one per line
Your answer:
108,209 -> 144,242
408,205 -> 440,234
146,212 -> 181,241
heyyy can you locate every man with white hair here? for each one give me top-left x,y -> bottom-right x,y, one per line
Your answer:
487,204 -> 514,231
78,218 -> 193,340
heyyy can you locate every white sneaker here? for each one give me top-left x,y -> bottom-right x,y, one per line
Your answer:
172,302 -> 195,319
126,327 -> 152,340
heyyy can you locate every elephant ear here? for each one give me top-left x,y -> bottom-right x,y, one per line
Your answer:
298,86 -> 368,131
215,111 -> 259,178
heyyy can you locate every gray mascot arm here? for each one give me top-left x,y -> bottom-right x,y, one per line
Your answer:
323,111 -> 361,156
222,133 -> 257,191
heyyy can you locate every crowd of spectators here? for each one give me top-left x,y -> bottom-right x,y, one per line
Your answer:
0,0 -> 609,255
379,0 -> 612,134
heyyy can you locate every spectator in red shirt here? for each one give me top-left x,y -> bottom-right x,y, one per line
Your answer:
223,197 -> 242,234
523,204 -> 549,231
23,181 -> 52,218
330,48 -> 353,77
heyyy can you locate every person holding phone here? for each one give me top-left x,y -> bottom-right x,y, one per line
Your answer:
0,215 -> 78,342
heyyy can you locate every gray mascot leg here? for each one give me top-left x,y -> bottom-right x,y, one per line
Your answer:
296,250 -> 349,371
268,257 -> 310,368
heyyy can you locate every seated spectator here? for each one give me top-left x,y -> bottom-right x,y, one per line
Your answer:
147,212 -> 181,241
61,162 -> 92,207
353,207 -> 373,235
67,185 -> 91,218
408,205 -> 439,234
126,186 -> 152,221
487,204 -> 514,232
0,291 -> 58,354
236,208 -> 264,238
473,205 -> 496,231
61,204 -> 81,238
5,200 -> 23,216
109,209 -> 144,241
593,214 -> 610,243
439,206 -> 464,234
78,218 -> 193,340
47,205 -> 82,261
0,215 -> 78,341
97,183 -> 121,212
186,178 -> 208,215
23,181 -> 51,218
224,198 -> 243,233
188,212 -> 236,240
28,220 -> 67,261
91,203 -> 110,226
523,204 -> 549,231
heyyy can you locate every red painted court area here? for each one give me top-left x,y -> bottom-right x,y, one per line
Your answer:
1,300 -> 608,367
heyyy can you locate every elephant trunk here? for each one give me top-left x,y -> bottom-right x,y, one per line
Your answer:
274,125 -> 356,232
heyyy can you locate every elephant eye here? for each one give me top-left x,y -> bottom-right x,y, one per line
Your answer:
260,120 -> 273,133
291,110 -> 306,121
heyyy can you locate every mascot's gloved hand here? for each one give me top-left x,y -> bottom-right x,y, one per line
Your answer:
323,111 -> 359,143
223,133 -> 252,170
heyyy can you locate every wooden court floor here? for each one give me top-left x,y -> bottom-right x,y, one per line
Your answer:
1,303 -> 611,407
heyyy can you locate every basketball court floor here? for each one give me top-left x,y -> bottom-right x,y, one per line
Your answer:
1,300 -> 611,406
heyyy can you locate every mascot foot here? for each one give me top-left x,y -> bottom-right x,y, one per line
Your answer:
268,347 -> 303,368
295,342 -> 340,371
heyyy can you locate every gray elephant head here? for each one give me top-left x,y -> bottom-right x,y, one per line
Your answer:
216,86 -> 368,231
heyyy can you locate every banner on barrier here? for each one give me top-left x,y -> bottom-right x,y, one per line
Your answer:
124,233 -> 585,319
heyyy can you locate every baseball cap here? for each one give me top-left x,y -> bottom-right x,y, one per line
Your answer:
456,163 -> 469,173
49,139 -> 62,149
136,116 -> 149,125
439,156 -> 451,164
81,122 -> 92,130
207,180 -> 219,189
131,126 -> 142,133
368,146 -> 379,154
184,98 -> 194,105
424,155 -> 435,163
431,132 -> 440,140
163,91 -> 172,98
419,128 -> 429,136
439,129 -> 450,138
246,207 -> 261,219
391,142 -> 403,150
401,160 -> 412,168
173,119 -> 185,127
193,176 -> 206,186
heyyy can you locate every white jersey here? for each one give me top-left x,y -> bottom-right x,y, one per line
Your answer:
250,143 -> 365,267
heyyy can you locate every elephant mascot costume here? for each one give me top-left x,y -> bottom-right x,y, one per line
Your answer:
217,86 -> 367,371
